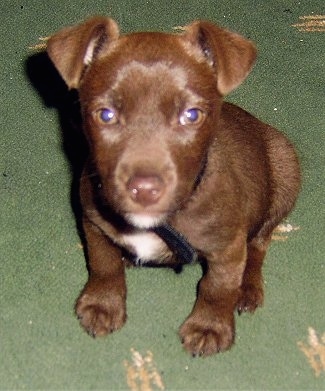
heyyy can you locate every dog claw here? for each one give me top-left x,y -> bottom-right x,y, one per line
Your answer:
87,329 -> 97,338
191,350 -> 204,358
237,306 -> 247,315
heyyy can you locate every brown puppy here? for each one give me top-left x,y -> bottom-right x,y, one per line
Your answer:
47,18 -> 300,356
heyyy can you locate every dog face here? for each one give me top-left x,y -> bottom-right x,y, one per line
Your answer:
47,19 -> 256,229
80,35 -> 221,229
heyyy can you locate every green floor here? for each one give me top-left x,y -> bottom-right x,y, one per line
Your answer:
1,1 -> 324,389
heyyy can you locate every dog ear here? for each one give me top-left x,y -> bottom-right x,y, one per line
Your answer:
47,17 -> 119,89
183,21 -> 257,95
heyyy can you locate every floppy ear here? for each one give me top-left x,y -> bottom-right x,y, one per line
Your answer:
46,17 -> 119,89
183,20 -> 257,95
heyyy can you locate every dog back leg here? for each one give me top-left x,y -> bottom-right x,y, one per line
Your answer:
237,234 -> 272,314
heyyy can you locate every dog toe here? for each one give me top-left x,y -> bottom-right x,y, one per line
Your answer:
75,293 -> 127,337
179,317 -> 235,357
237,284 -> 264,314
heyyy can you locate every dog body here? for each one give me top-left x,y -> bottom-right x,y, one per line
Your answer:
47,18 -> 300,356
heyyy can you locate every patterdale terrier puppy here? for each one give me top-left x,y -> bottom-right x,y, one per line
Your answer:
47,18 -> 300,356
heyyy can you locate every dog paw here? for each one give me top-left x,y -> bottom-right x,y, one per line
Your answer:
237,284 -> 264,314
179,315 -> 235,357
75,292 -> 127,337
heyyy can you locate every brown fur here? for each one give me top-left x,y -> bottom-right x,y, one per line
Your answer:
47,18 -> 300,356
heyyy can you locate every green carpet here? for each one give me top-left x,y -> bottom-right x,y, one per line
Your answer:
1,0 -> 324,389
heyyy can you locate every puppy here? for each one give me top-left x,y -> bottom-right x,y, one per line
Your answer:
46,18 -> 300,356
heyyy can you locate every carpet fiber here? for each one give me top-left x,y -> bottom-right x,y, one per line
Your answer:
1,1 -> 324,389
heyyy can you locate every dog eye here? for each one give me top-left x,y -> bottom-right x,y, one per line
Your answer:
97,108 -> 118,124
179,108 -> 204,125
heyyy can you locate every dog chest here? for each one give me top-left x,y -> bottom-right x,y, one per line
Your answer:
121,231 -> 168,263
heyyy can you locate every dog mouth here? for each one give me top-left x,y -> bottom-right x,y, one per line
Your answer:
96,179 -> 172,230
124,211 -> 168,229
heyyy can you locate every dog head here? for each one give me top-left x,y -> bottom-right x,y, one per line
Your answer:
47,18 -> 256,229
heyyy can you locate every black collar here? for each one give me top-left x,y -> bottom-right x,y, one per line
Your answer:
152,224 -> 198,264
193,152 -> 208,191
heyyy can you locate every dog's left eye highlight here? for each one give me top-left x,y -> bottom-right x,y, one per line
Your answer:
179,108 -> 205,126
96,108 -> 118,125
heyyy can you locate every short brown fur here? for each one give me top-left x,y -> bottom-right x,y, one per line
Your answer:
47,18 -> 300,356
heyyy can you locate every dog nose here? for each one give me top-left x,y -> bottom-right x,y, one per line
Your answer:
127,175 -> 164,206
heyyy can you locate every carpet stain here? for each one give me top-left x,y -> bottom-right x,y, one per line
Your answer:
124,349 -> 165,391
29,36 -> 49,51
29,14 -> 325,52
272,222 -> 300,241
298,327 -> 325,377
292,15 -> 325,32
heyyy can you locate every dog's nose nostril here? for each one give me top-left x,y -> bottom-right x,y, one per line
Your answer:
127,175 -> 164,206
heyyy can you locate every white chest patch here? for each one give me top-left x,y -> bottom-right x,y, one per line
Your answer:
121,231 -> 167,262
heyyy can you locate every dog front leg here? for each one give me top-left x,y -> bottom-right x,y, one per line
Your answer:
179,232 -> 246,356
75,218 -> 127,337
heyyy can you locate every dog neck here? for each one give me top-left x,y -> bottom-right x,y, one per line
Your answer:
151,154 -> 208,264
92,154 -> 208,265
